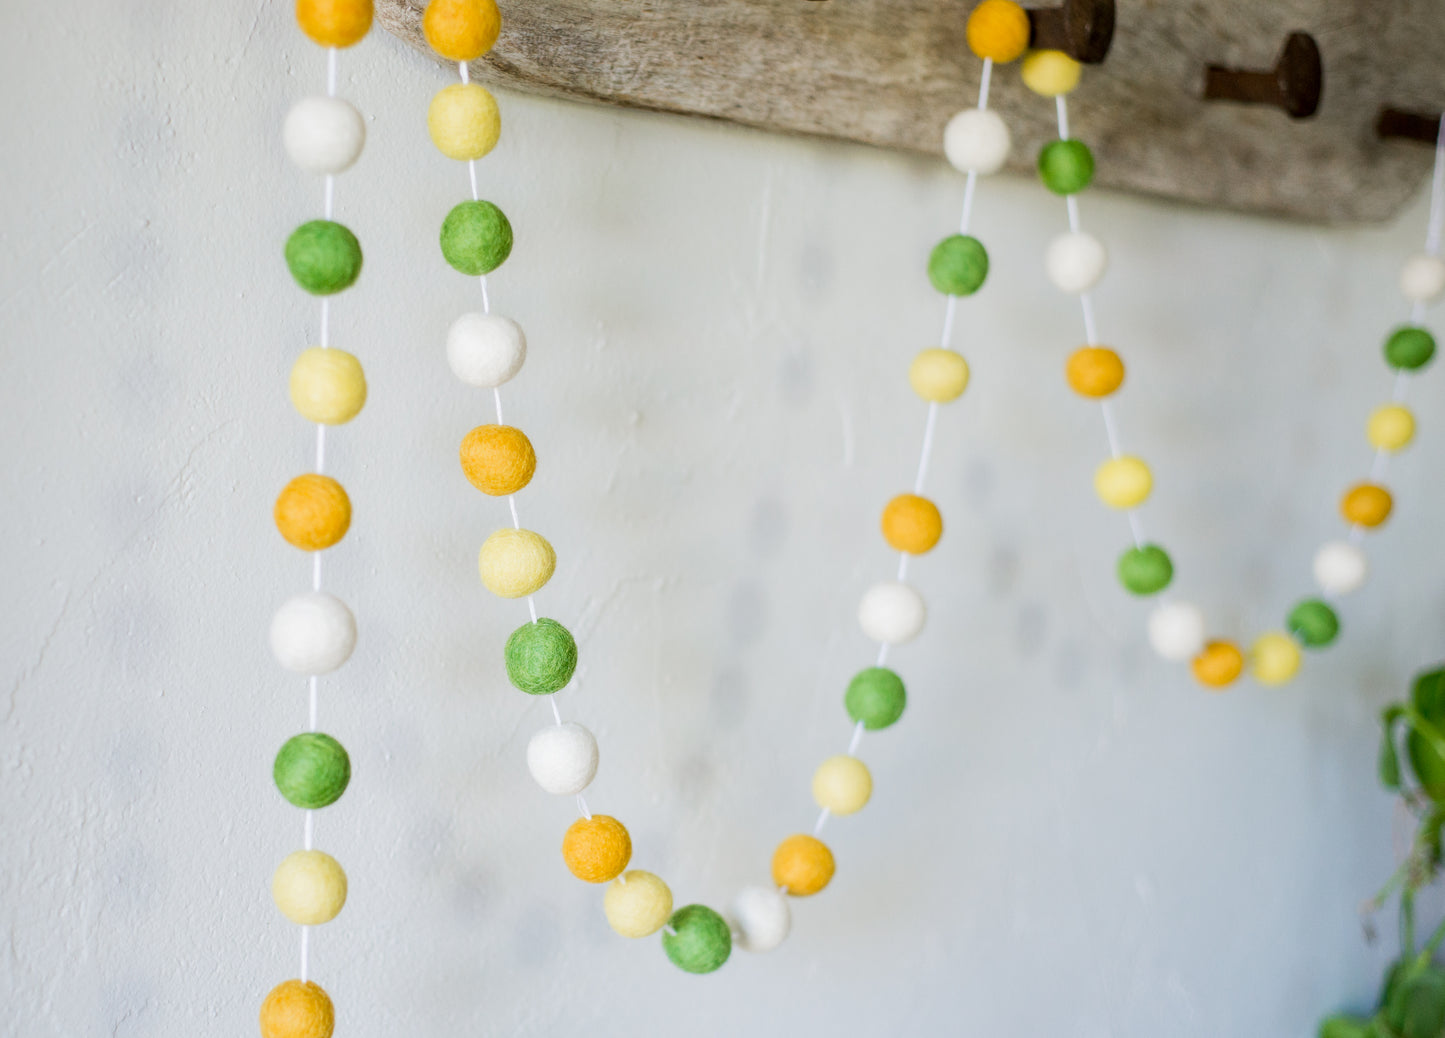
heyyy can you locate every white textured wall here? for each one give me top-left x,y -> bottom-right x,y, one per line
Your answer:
3,2 -> 1442,1035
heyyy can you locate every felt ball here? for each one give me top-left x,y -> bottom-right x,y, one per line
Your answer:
909,348 -> 970,402
1367,404 -> 1415,451
845,667 -> 906,730
965,0 -> 1030,63
446,312 -> 526,388
260,979 -> 334,1038
427,83 -> 501,161
440,200 -> 512,276
603,870 -> 672,938
812,755 -> 871,815
1045,231 -> 1108,294
505,617 -> 577,694
296,0 -> 372,48
729,885 -> 790,953
857,580 -> 926,645
943,109 -> 1011,175
459,424 -> 535,496
273,732 -> 350,809
286,221 -> 362,295
1384,325 -> 1436,371
1022,49 -> 1082,96
1066,346 -> 1125,398
526,722 -> 598,795
1117,544 -> 1173,595
772,834 -> 834,896
272,849 -> 347,925
274,474 -> 351,551
289,348 -> 366,425
1341,483 -> 1392,528
1250,632 -> 1301,687
881,493 -> 943,554
1313,540 -> 1367,596
928,234 -> 989,296
1094,456 -> 1152,509
1401,253 -> 1445,304
1147,601 -> 1206,662
1287,598 -> 1340,648
1192,640 -> 1244,689
283,97 -> 365,176
662,904 -> 732,974
1038,139 -> 1095,196
270,593 -> 356,675
562,814 -> 631,883
479,528 -> 555,598
422,0 -> 501,61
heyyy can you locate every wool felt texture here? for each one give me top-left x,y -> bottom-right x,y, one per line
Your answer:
1094,455 -> 1152,509
284,97 -> 366,176
1313,541 -> 1368,596
603,870 -> 673,938
286,220 -> 363,296
1147,601 -> 1206,662
1367,404 -> 1415,451
422,0 -> 501,61
526,721 -> 598,795
1401,253 -> 1445,304
260,979 -> 335,1038
505,617 -> 577,694
1038,139 -> 1096,196
943,109 -> 1010,175
427,83 -> 501,161
881,493 -> 942,554
928,234 -> 989,296
479,527 -> 555,598
857,580 -> 926,645
729,885 -> 791,953
908,348 -> 969,403
1384,325 -> 1436,371
446,312 -> 526,388
459,424 -> 535,496
275,474 -> 351,551
1341,483 -> 1392,527
662,905 -> 732,974
811,755 -> 872,815
1192,640 -> 1244,689
1250,632 -> 1302,687
1022,49 -> 1082,96
771,834 -> 835,897
440,200 -> 513,276
562,814 -> 631,883
290,347 -> 366,425
1117,544 -> 1173,595
296,0 -> 372,48
845,667 -> 906,730
272,849 -> 347,925
1287,598 -> 1340,648
1066,346 -> 1125,398
965,0 -> 1030,63
270,592 -> 356,675
1045,231 -> 1108,294
274,733 -> 351,809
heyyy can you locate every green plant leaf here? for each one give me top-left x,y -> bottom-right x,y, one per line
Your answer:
1319,1014 -> 1372,1038
1412,668 -> 1445,719
1399,968 -> 1445,1038
1383,723 -> 1404,790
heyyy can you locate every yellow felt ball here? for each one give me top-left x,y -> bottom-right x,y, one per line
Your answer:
966,0 -> 1031,63
290,347 -> 366,425
423,0 -> 501,61
1367,404 -> 1415,451
811,755 -> 872,816
260,979 -> 335,1038
478,528 -> 556,598
1192,640 -> 1244,690
881,493 -> 942,554
296,0 -> 372,48
909,348 -> 970,403
1094,456 -> 1152,509
1066,346 -> 1125,398
1022,49 -> 1082,96
271,850 -> 347,926
460,424 -> 536,496
562,815 -> 631,883
275,474 -> 351,551
1250,631 -> 1302,687
1341,483 -> 1393,528
772,834 -> 835,897
603,869 -> 673,938
427,83 -> 501,161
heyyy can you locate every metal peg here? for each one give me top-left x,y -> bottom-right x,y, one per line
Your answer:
1203,31 -> 1322,119
1025,0 -> 1115,65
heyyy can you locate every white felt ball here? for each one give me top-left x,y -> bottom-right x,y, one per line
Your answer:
269,592 -> 357,675
1147,601 -> 1206,662
1313,540 -> 1368,596
943,109 -> 1011,176
858,580 -> 926,645
283,96 -> 366,176
1401,253 -> 1445,305
1045,231 -> 1109,294
730,885 -> 791,953
526,722 -> 599,796
446,313 -> 527,388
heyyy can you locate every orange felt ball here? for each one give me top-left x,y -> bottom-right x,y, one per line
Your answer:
1066,347 -> 1125,398
423,0 -> 501,61
772,834 -> 835,897
274,475 -> 351,551
966,0 -> 1031,63
260,979 -> 335,1038
1341,483 -> 1393,528
295,0 -> 373,48
881,494 -> 943,554
1191,640 -> 1244,689
562,815 -> 632,883
459,424 -> 536,496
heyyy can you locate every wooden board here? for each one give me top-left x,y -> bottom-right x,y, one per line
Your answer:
377,0 -> 1445,223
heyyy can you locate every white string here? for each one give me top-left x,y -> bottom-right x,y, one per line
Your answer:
1426,115 -> 1445,256
1055,94 -> 1070,140
549,697 -> 562,725
576,794 -> 592,820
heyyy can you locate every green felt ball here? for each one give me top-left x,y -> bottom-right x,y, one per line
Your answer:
1384,326 -> 1436,371
661,904 -> 732,974
1038,139 -> 1095,195
505,617 -> 577,694
285,220 -> 363,295
1117,544 -> 1173,595
845,667 -> 906,731
1287,598 -> 1340,648
440,200 -> 513,276
928,234 -> 989,296
273,732 -> 351,809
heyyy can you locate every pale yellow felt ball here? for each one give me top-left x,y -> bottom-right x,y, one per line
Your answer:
1367,404 -> 1415,451
1022,49 -> 1082,96
290,347 -> 366,425
272,849 -> 347,926
478,528 -> 556,598
909,348 -> 970,403
603,869 -> 673,938
811,755 -> 872,816
1094,456 -> 1152,509
427,83 -> 501,161
1250,631 -> 1302,687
